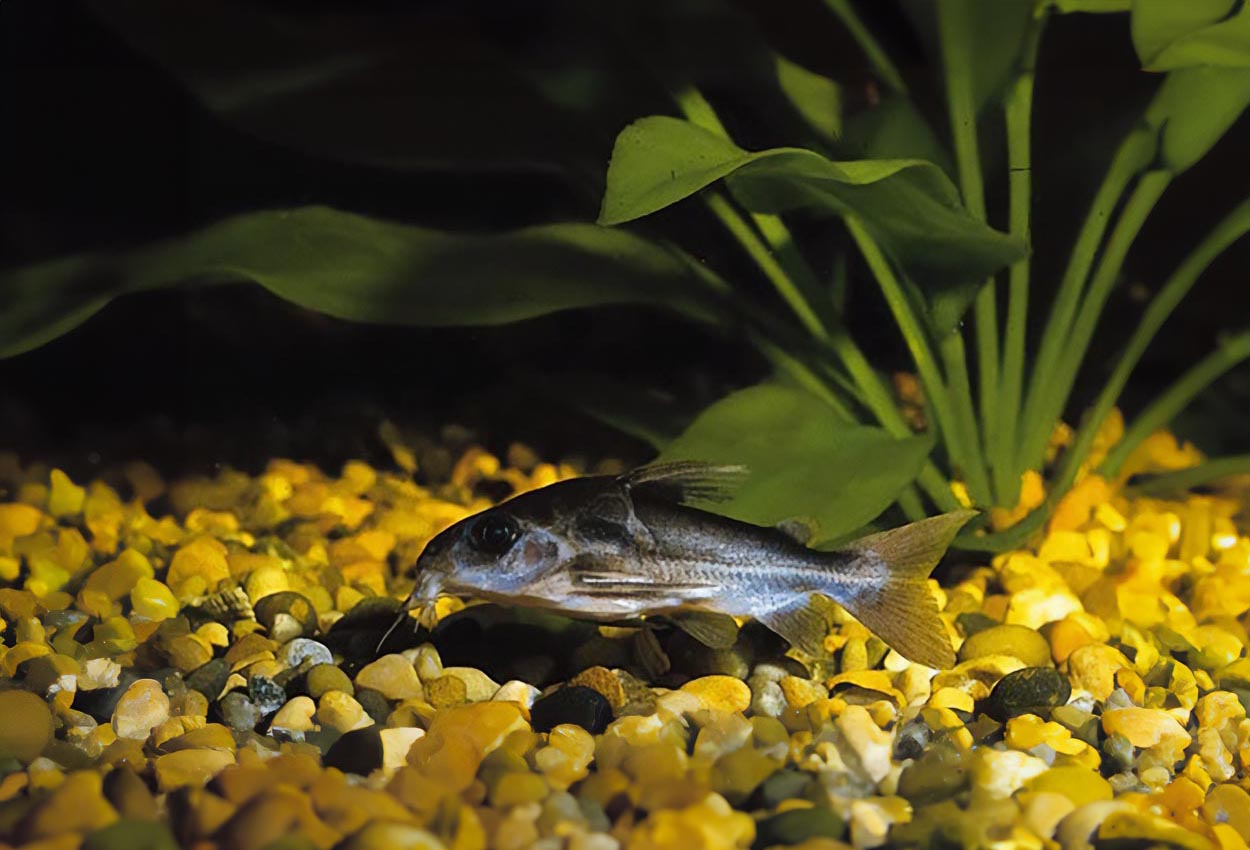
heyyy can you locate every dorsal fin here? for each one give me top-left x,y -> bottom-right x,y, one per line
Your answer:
620,461 -> 749,505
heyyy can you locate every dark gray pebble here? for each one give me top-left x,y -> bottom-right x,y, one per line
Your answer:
247,676 -> 287,717
219,692 -> 262,732
323,726 -> 383,776
530,686 -> 613,735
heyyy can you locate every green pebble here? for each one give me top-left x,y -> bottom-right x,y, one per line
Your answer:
985,667 -> 1071,721
185,658 -> 231,699
891,801 -> 965,848
750,716 -> 789,749
710,748 -> 781,805
254,592 -> 318,639
1050,705 -> 1100,746
666,631 -> 750,679
897,742 -> 967,805
1102,732 -> 1136,772
755,807 -> 846,847
0,690 -> 54,764
81,820 -> 179,850
305,664 -> 353,699
956,612 -> 998,637
758,770 -> 816,809
959,624 -> 1052,667
354,688 -> 392,725
570,636 -> 631,672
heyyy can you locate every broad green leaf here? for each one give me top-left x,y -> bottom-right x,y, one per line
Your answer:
775,55 -> 843,144
0,207 -> 724,359
1145,66 -> 1250,174
840,95 -> 956,178
1132,0 -> 1250,70
599,116 -> 1025,329
658,383 -> 933,541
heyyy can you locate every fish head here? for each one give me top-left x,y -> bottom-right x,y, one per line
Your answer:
414,504 -> 567,600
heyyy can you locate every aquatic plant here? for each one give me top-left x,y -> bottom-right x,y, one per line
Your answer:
2,0 -> 1247,550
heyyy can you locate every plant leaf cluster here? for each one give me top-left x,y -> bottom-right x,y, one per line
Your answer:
3,0 -> 1248,550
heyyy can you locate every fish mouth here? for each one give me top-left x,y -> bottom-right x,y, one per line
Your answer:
409,571 -> 445,629
375,571 -> 445,653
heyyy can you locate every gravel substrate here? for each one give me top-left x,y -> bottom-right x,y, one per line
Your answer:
0,427 -> 1248,850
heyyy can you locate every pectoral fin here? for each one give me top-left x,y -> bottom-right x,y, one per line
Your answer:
668,610 -> 740,649
755,595 -> 834,657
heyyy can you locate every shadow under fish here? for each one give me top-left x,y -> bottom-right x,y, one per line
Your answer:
379,461 -> 975,670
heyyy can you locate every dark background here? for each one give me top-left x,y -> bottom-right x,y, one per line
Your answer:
2,0 -> 1247,481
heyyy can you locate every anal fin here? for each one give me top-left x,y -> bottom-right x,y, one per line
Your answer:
755,595 -> 833,657
669,610 -> 740,649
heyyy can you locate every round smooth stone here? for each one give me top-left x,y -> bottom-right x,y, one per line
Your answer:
530,686 -> 613,735
0,690 -> 54,763
985,667 -> 1071,721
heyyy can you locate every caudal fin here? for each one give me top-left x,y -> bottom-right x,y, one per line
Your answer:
835,510 -> 976,669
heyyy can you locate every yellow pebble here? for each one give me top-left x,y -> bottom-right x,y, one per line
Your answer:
681,676 -> 751,714
130,578 -> 179,621
47,470 -> 86,518
929,688 -> 974,713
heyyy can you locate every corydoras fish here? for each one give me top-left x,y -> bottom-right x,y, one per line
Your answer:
389,462 -> 974,669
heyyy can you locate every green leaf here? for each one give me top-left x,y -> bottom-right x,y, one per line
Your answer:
840,95 -> 956,178
657,383 -> 933,541
1145,66 -> 1250,174
775,55 -> 843,144
1132,0 -> 1250,70
1050,0 -> 1131,12
0,207 -> 724,359
598,116 -> 1025,329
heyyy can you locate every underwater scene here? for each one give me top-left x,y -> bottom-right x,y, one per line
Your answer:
2,2 -> 1249,850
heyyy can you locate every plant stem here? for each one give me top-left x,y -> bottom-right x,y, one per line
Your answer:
1050,197 -> 1250,498
938,332 -> 993,504
674,87 -> 829,318
703,193 -> 830,340
1100,327 -> 1250,477
1128,455 -> 1250,497
677,83 -> 957,513
1017,123 -> 1158,471
1029,170 -> 1172,469
937,1 -> 998,492
847,216 -> 979,498
821,0 -> 908,95
751,332 -> 856,423
995,15 -> 1043,504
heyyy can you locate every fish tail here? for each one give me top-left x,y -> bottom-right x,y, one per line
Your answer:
828,510 -> 976,669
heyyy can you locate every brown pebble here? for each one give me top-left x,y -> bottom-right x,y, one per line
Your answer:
569,666 -> 626,711
425,674 -> 469,710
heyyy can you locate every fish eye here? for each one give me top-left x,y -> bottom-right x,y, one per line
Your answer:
468,513 -> 520,555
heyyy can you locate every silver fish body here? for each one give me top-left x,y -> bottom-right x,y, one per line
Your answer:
397,462 -> 973,669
